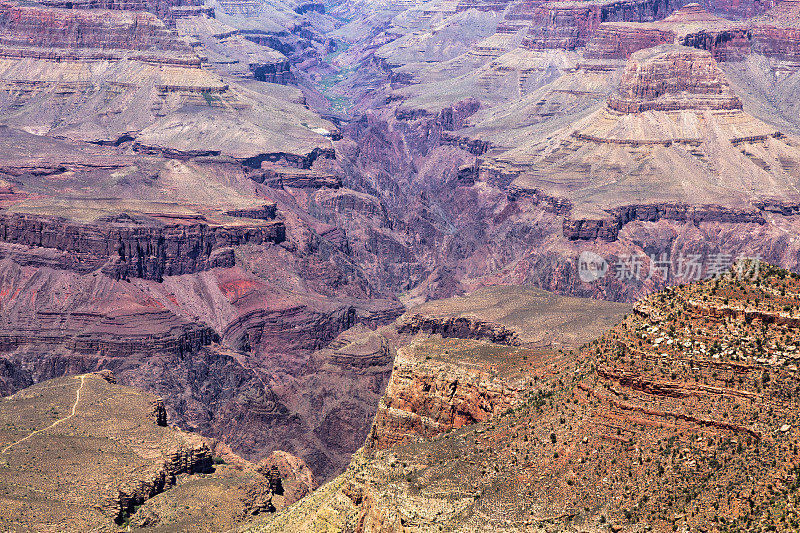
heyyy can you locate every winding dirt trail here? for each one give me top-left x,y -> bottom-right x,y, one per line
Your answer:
1,374 -> 86,455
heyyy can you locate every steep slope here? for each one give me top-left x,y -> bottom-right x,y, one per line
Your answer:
240,285 -> 631,532
0,371 -> 295,532
0,0 -> 413,487
248,261 -> 800,532
288,0 -> 800,308
0,0 -> 335,157
749,0 -> 800,61
0,9 -> 410,492
502,45 -> 800,234
3,0 -> 800,503
585,3 -> 749,61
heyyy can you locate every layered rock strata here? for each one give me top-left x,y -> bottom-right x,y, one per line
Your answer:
365,339 -> 529,449
749,0 -> 800,60
563,202 -> 766,241
245,265 -> 800,533
524,0 -> 687,50
0,212 -> 285,281
496,45 -> 800,243
37,0 -> 209,23
0,2 -> 194,54
396,313 -> 520,345
585,4 -> 749,61
607,45 -> 743,112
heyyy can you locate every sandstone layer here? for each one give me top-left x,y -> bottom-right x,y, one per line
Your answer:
524,0 -> 688,51
0,2 -> 194,54
608,45 -> 743,112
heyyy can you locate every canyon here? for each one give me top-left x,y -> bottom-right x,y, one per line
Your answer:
251,262 -> 800,532
0,0 -> 799,530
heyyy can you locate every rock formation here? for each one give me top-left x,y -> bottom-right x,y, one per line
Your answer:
2,3 -> 800,525
364,285 -> 629,450
396,313 -> 521,345
257,450 -> 317,504
524,0 -> 687,50
244,263 -> 800,532
585,3 -> 750,61
495,45 -> 800,244
0,2 -> 194,54
0,373 -> 281,531
0,212 -> 284,281
749,0 -> 800,60
608,45 -> 743,112
37,0 -> 210,24
365,338 -> 527,449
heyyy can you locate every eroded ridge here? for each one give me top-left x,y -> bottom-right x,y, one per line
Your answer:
247,263 -> 800,532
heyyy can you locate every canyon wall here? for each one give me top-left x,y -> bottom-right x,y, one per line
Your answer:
366,341 -> 524,449
525,0 -> 687,50
0,213 -> 284,281
0,2 -> 193,52
750,0 -> 800,60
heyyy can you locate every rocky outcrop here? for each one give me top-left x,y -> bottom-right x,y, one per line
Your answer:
0,212 -> 285,281
257,450 -> 317,505
295,3 -> 325,15
681,27 -> 750,61
365,342 -> 524,450
0,0 -> 204,69
37,0 -> 209,24
225,203 -> 278,220
0,308 -> 218,358
247,166 -> 341,189
564,202 -> 766,240
150,398 -> 168,426
506,184 -> 573,214
112,436 -> 214,524
585,4 -> 749,61
524,0 -> 687,50
749,0 -> 800,60
249,59 -> 294,84
586,24 -> 677,59
607,45 -> 743,113
396,314 -> 520,345
0,356 -> 31,395
394,98 -> 481,132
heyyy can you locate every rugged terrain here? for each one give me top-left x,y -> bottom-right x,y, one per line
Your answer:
0,0 -> 407,484
0,0 -> 800,526
0,371 -> 311,532
248,262 -> 800,532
